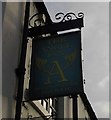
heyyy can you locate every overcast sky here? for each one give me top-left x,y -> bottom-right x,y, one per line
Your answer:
44,2 -> 109,118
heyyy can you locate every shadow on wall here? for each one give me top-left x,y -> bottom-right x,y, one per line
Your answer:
2,2 -> 6,22
0,2 -> 3,119
2,2 -> 25,118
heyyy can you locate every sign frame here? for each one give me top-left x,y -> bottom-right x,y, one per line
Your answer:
28,30 -> 84,100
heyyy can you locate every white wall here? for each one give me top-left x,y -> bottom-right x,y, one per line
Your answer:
2,2 -> 25,118
78,95 -> 90,119
64,96 -> 73,118
63,95 -> 90,119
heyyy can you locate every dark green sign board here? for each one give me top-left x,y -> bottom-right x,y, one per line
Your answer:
29,31 -> 83,100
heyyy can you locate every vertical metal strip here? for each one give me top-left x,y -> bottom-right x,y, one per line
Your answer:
73,94 -> 78,120
15,2 -> 30,120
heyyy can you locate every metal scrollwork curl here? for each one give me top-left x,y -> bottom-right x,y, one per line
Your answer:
78,12 -> 84,18
55,12 -> 84,23
29,13 -> 45,28
55,12 -> 64,21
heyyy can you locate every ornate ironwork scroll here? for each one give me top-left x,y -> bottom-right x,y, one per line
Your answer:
55,12 -> 84,23
28,12 -> 84,37
29,13 -> 45,28
29,12 -> 84,27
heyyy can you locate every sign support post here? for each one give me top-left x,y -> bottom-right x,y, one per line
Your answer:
73,94 -> 78,120
15,2 -> 30,120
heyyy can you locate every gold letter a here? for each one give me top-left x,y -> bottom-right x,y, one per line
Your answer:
45,61 -> 67,84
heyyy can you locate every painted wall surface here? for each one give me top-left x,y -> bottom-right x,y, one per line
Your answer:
57,96 -> 90,119
64,96 -> 73,118
2,2 -> 25,118
78,95 -> 90,119
0,2 -> 2,120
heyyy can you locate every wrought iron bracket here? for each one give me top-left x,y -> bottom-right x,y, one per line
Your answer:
28,12 -> 84,37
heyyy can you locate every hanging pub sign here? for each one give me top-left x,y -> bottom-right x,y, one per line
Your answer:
29,31 -> 83,100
